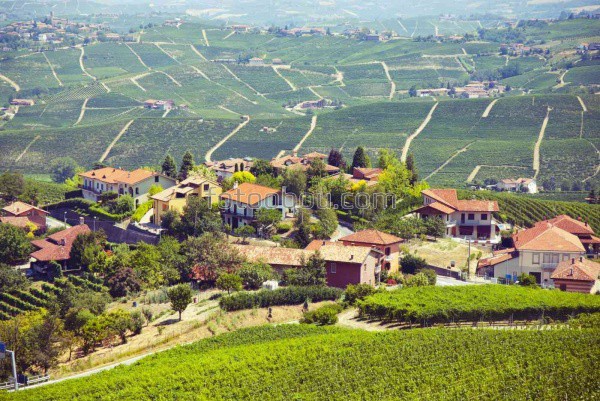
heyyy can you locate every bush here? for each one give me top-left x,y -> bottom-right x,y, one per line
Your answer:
400,254 -> 427,275
219,286 -> 343,312
569,313 -> 600,329
132,200 -> 153,223
300,303 -> 343,325
130,310 -> 144,335
238,262 -> 276,290
276,222 -> 292,233
404,273 -> 430,288
517,273 -> 538,287
416,268 -> 437,286
344,283 -> 379,306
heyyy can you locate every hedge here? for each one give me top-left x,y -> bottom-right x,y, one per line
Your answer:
68,275 -> 105,292
0,293 -> 37,312
131,200 -> 153,223
45,198 -> 131,221
219,286 -> 343,312
13,290 -> 48,308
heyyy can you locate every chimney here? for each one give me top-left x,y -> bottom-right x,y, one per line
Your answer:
60,238 -> 66,246
79,216 -> 85,225
580,256 -> 584,263
233,181 -> 239,189
322,240 -> 326,245
569,268 -> 573,276
571,258 -> 575,265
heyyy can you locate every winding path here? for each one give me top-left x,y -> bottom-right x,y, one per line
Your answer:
577,96 -> 587,112
205,116 -> 250,162
481,99 -> 498,118
381,61 -> 395,100
272,66 -> 296,90
424,142 -> 474,180
292,115 -> 318,153
533,107 -> 551,178
156,43 -> 181,65
401,102 -> 438,162
125,43 -> 150,70
15,135 -> 40,162
202,30 -> 210,47
43,52 -> 63,86
0,73 -> 20,91
221,64 -> 262,96
190,44 -> 207,61
99,119 -> 134,163
73,98 -> 89,126
79,46 -> 96,81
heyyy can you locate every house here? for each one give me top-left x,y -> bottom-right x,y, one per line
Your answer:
220,182 -> 296,229
270,153 -> 339,176
414,189 -> 500,243
351,167 -> 382,182
417,88 -> 448,97
79,167 -> 177,207
272,58 -> 283,65
497,178 -> 537,193
551,257 -> 600,294
364,34 -> 381,42
338,229 -> 404,273
544,215 -> 599,256
204,158 -> 254,181
300,99 -> 326,109
230,24 -> 250,32
144,99 -> 174,110
10,99 -> 35,106
478,221 -> 586,285
233,243 -> 382,287
1,201 -> 49,232
151,176 -> 222,226
248,57 -> 265,67
30,223 -> 91,273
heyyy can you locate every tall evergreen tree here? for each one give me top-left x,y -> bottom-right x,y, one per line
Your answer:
352,147 -> 368,169
328,148 -> 346,169
406,153 -> 418,185
161,154 -> 177,179
178,151 -> 194,181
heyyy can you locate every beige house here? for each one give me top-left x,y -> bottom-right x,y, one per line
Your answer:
151,176 -> 222,226
478,221 -> 586,285
552,257 -> 600,294
79,167 -> 176,207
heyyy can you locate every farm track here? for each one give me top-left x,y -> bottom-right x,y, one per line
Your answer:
101,82 -> 111,93
424,142 -> 475,181
221,64 -> 263,96
0,73 -> 20,91
223,31 -> 235,40
99,119 -> 134,163
218,105 -> 240,116
333,66 -> 345,86
125,43 -> 150,70
189,65 -> 211,81
462,48 -> 467,55
583,139 -> 600,182
159,71 -> 182,87
205,116 -> 250,162
79,46 -> 96,81
190,44 -> 207,61
202,30 -> 210,46
482,99 -> 498,118
467,164 -> 529,183
293,115 -> 318,153
397,19 -> 408,33
15,135 -> 40,162
156,43 -> 181,65
380,61 -> 395,100
401,102 -> 438,162
43,52 -> 63,86
308,86 -> 323,99
73,98 -> 89,126
577,96 -> 588,112
272,66 -> 296,90
162,109 -> 171,118
411,21 -> 418,38
533,107 -> 552,178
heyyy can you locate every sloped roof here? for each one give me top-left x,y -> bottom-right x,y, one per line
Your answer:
221,183 -> 279,206
512,222 -> 585,252
2,201 -> 48,216
340,229 -> 403,245
422,189 -> 458,208
79,167 -> 160,185
544,215 -> 594,236
456,199 -> 499,212
478,252 -> 516,268
414,201 -> 456,215
0,216 -> 31,229
551,258 -> 600,281
31,224 -> 91,262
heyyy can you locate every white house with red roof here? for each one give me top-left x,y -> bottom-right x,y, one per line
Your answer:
30,223 -> 91,273
478,221 -> 586,285
544,214 -> 599,256
414,189 -> 500,243
79,167 -> 176,206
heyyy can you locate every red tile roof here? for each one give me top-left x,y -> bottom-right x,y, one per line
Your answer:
340,229 -> 403,245
512,222 -> 585,252
544,215 -> 594,235
422,189 -> 458,208
220,182 -> 280,206
30,224 -> 91,262
456,199 -> 499,212
79,167 -> 158,185
2,201 -> 48,216
414,202 -> 456,215
478,252 -> 516,268
551,258 -> 600,282
0,216 -> 31,229
421,189 -> 498,212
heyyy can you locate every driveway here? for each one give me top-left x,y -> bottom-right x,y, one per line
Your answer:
436,276 -> 478,286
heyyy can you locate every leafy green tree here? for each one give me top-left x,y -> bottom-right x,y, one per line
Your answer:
216,273 -> 243,294
255,208 -> 282,236
377,149 -> 396,169
327,148 -> 346,170
178,196 -> 222,237
315,207 -> 338,239
234,225 -> 255,243
107,266 -> 141,297
424,216 -> 446,239
282,168 -> 307,197
222,171 -> 256,190
161,154 -> 177,178
0,171 -> 25,201
404,272 -> 430,287
0,263 -> 28,292
400,254 -> 427,275
307,158 -> 327,180
238,261 -> 276,289
517,273 -> 538,287
0,223 -> 32,264
148,184 -> 163,196
250,159 -> 274,176
294,208 -> 312,247
184,233 -> 245,283
167,284 -> 192,321
294,251 -> 327,286
64,308 -> 94,336
352,147 -> 369,169
69,231 -> 106,270
50,157 -> 80,183
129,242 -> 165,289
130,310 -> 144,335
105,309 -> 134,344
405,153 -> 418,184
178,151 -> 194,181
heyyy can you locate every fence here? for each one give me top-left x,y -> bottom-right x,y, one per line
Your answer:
0,374 -> 49,390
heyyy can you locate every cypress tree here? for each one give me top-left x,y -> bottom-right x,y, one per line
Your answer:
352,147 -> 368,169
406,152 -> 418,185
178,151 -> 194,181
162,154 -> 177,178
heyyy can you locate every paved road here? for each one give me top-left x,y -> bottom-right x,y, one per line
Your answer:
331,223 -> 354,241
436,276 -> 478,286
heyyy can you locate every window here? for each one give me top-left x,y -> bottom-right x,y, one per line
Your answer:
532,253 -> 540,265
468,213 -> 475,220
330,263 -> 336,274
481,214 -> 488,220
162,204 -> 167,211
155,176 -> 159,183
562,254 -> 570,261
135,187 -> 139,195
385,247 -> 391,256
203,184 -> 209,191
543,253 -> 550,264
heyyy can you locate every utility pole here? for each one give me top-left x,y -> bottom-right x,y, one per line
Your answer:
0,342 -> 18,391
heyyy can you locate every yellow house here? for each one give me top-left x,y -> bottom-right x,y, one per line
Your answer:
151,176 -> 222,226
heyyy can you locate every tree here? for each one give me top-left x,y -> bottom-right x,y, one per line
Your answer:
129,243 -> 165,289
234,225 -> 255,243
0,263 -> 28,292
184,234 -> 245,283
294,208 -> 312,247
400,254 -> 427,275
0,223 -> 32,265
142,308 -> 153,326
0,171 -> 25,200
179,196 -> 222,237
148,184 -> 163,196
307,158 -> 327,180
282,168 -> 307,197
327,149 -> 345,170
64,308 -> 94,336
238,261 -> 276,289
424,216 -> 446,239
161,154 -> 177,178
250,159 -> 274,176
167,284 -> 192,321
107,266 -> 141,297
408,86 -> 417,97
315,207 -> 338,239
69,231 -> 106,270
178,151 -> 194,181
105,309 -> 134,344
404,272 -> 430,287
352,147 -> 369,169
130,310 -> 144,335
222,171 -> 256,190
294,251 -> 327,286
255,208 -> 282,236
50,157 -> 79,183
216,273 -> 243,294
377,149 -> 396,170
517,273 -> 538,287
405,153 -> 418,185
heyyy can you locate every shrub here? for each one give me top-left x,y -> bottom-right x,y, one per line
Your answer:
517,273 -> 538,287
404,273 -> 430,288
130,310 -> 144,335
276,222 -> 292,233
301,303 -> 343,325
132,200 -> 153,223
219,286 -> 343,312
344,283 -> 379,306
569,313 -> 600,329
238,262 -> 276,290
400,254 -> 428,275
216,273 -> 243,294
417,268 -> 437,285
